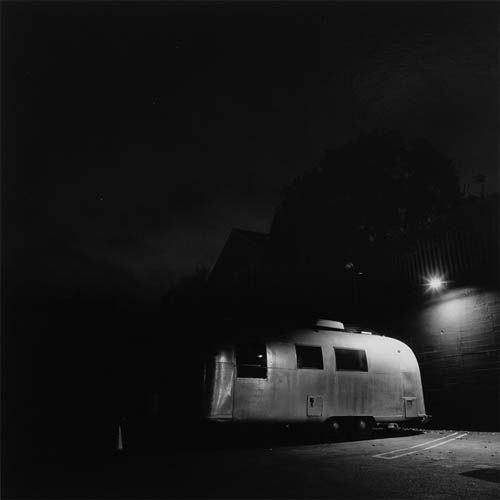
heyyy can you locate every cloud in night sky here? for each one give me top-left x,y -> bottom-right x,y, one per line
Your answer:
4,1 -> 498,299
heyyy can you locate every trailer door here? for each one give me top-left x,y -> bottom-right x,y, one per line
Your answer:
233,343 -> 270,421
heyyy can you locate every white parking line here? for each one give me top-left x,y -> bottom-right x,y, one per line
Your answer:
373,432 -> 468,460
372,432 -> 458,458
422,433 -> 468,451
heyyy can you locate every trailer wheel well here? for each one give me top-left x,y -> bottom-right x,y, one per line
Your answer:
323,417 -> 345,442
350,416 -> 374,437
323,416 -> 375,441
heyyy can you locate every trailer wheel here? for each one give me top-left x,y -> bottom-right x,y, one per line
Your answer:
350,417 -> 373,438
324,418 -> 344,442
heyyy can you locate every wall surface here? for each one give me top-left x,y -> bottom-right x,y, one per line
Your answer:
397,286 -> 499,430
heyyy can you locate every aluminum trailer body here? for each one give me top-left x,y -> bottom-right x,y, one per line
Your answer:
203,322 -> 428,431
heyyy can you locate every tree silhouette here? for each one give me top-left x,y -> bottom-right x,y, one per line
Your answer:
162,265 -> 210,312
268,130 -> 461,304
273,130 -> 460,242
472,173 -> 486,197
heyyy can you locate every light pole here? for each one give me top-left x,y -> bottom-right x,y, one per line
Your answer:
345,262 -> 363,306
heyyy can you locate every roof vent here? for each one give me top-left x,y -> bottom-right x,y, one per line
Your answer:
315,319 -> 344,330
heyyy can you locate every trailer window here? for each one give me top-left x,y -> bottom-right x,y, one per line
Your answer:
296,345 -> 323,369
334,348 -> 368,372
236,343 -> 267,379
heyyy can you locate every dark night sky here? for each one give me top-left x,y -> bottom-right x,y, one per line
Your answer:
3,1 -> 498,300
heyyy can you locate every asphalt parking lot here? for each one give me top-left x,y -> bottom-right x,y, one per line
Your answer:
8,428 -> 500,499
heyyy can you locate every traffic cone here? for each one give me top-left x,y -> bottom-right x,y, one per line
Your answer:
117,423 -> 124,451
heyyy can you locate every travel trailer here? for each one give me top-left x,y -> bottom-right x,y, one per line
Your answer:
202,319 -> 428,438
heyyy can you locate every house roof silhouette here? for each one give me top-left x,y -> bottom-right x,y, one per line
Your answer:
209,228 -> 268,289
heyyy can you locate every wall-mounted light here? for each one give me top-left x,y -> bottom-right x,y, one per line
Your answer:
426,275 -> 445,291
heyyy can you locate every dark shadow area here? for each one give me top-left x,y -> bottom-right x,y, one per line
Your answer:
3,422 -> 425,499
422,386 -> 500,432
460,468 -> 500,484
192,424 -> 424,451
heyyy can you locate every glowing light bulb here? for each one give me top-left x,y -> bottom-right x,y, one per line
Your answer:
427,276 -> 444,290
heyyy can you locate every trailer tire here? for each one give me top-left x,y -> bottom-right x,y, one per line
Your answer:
350,417 -> 373,438
324,417 -> 344,442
